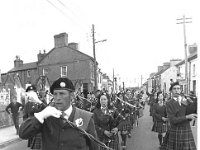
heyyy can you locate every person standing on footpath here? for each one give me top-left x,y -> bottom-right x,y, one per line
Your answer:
161,82 -> 197,150
19,77 -> 99,150
5,94 -> 24,134
151,92 -> 168,148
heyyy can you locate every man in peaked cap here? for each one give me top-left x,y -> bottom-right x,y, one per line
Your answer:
19,77 -> 99,150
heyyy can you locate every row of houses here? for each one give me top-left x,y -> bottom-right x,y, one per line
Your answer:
146,43 -> 197,95
0,32 -> 114,104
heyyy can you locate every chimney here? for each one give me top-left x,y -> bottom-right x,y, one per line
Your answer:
170,59 -> 182,67
162,62 -> 170,70
188,43 -> 197,55
37,50 -> 46,61
158,66 -> 163,72
68,42 -> 79,50
14,55 -> 23,68
54,32 -> 68,48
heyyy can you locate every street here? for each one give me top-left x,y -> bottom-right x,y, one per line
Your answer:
2,104 -> 197,150
126,105 -> 160,150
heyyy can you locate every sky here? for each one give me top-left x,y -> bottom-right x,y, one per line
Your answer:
0,0 -> 199,87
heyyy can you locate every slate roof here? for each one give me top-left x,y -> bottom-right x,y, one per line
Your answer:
8,62 -> 37,73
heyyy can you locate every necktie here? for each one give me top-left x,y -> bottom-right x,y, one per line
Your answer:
61,112 -> 68,123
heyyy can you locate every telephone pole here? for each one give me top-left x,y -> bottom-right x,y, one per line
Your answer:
176,15 -> 192,94
92,24 -> 107,93
92,24 -> 97,93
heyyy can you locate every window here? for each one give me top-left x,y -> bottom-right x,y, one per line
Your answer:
193,64 -> 196,76
27,70 -> 31,77
61,66 -> 67,77
43,68 -> 48,76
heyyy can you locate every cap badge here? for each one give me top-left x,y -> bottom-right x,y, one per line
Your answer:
60,82 -> 66,88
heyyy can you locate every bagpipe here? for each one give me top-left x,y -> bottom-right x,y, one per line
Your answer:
176,93 -> 197,126
26,91 -> 113,150
74,94 -> 97,112
100,104 -> 126,146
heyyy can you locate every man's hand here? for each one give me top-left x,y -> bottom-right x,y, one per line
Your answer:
34,106 -> 62,123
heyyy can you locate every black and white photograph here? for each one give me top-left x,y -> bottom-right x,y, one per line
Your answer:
0,0 -> 198,150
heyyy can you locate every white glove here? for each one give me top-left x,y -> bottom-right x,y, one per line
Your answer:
34,106 -> 62,123
26,91 -> 42,104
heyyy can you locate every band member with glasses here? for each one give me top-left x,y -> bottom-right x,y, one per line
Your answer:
161,82 -> 196,150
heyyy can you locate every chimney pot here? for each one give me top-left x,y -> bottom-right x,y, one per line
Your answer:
54,32 -> 68,48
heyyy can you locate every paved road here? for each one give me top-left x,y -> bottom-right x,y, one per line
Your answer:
126,104 -> 160,150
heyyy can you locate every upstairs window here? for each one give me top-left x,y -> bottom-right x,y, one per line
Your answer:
27,70 -> 31,77
43,68 -> 48,76
61,66 -> 67,77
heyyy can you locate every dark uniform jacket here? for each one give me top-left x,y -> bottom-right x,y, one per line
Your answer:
166,98 -> 190,127
152,103 -> 167,123
5,102 -> 24,116
19,106 -> 99,150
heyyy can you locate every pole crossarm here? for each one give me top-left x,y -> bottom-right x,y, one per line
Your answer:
176,15 -> 192,94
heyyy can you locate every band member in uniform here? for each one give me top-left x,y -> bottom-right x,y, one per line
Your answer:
19,77 -> 99,150
161,82 -> 197,150
151,92 -> 168,147
23,85 -> 43,150
93,93 -> 123,150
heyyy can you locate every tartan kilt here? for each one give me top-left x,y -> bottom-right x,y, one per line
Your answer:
100,134 -> 119,150
30,133 -> 42,149
120,120 -> 132,132
161,125 -> 196,150
152,121 -> 167,133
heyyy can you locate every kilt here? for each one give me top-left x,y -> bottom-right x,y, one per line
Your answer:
100,134 -> 119,150
120,119 -> 132,132
152,121 -> 167,133
29,133 -> 42,149
161,125 -> 196,150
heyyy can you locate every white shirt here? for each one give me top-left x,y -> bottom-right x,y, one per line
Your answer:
63,105 -> 72,120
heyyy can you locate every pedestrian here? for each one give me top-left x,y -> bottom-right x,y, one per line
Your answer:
161,82 -> 197,150
151,91 -> 168,147
23,85 -> 43,150
5,94 -> 24,135
19,77 -> 99,150
93,93 -> 123,150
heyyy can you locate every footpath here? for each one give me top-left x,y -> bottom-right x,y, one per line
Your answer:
0,126 -> 22,149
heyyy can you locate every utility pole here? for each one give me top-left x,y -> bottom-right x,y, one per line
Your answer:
92,24 -> 107,93
141,75 -> 143,87
92,24 -> 97,93
176,15 -> 192,94
112,68 -> 115,94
